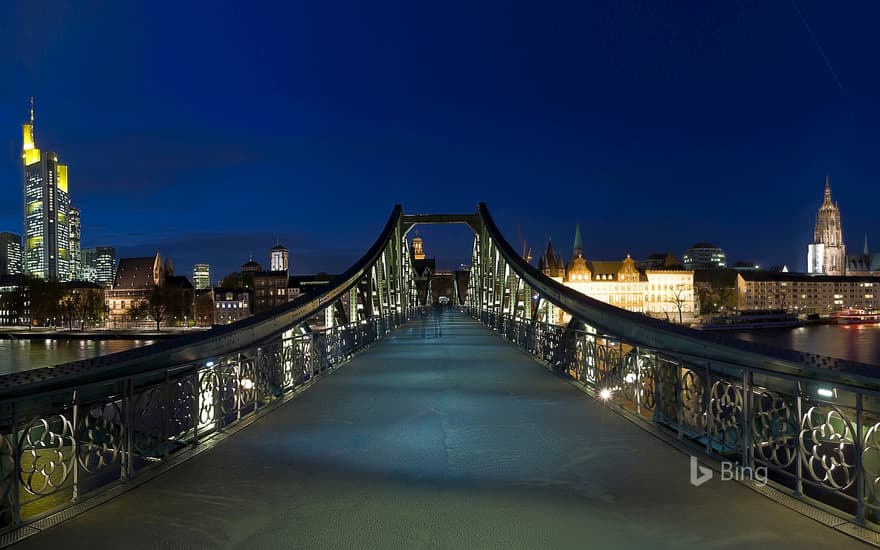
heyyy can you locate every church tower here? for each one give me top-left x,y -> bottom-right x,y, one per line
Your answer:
807,177 -> 845,275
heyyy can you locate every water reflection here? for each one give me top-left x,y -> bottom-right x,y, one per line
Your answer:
0,339 -> 156,375
735,324 -> 880,366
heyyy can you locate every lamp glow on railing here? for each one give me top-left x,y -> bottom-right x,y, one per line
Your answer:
624,373 -> 637,384
241,378 -> 254,390
199,362 -> 217,431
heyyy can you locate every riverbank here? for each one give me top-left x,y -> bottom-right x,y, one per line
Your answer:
0,327 -> 210,340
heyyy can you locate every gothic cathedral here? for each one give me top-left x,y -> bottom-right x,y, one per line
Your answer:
807,177 -> 846,275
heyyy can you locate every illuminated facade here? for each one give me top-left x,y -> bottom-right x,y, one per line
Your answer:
69,207 -> 81,280
807,177 -> 845,276
270,245 -> 289,272
539,225 -> 695,324
193,263 -> 211,290
212,288 -> 252,325
0,233 -> 22,276
106,253 -> 165,324
411,234 -> 426,260
736,272 -> 879,313
21,98 -> 74,281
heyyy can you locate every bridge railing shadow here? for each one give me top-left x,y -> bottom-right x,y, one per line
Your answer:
0,309 -> 418,531
469,306 -> 880,531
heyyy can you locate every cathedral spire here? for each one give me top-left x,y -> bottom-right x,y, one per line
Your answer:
573,224 -> 583,259
824,175 -> 831,201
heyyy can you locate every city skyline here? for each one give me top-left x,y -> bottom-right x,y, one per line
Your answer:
2,2 -> 879,279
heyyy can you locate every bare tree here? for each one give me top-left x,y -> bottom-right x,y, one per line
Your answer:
670,284 -> 690,324
145,285 -> 172,331
59,292 -> 81,330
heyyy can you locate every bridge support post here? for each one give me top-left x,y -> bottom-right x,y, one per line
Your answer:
72,389 -> 80,500
742,369 -> 753,473
12,402 -> 21,527
856,392 -> 865,524
795,388 -> 803,497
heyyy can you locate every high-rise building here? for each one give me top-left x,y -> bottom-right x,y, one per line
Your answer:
82,246 -> 117,287
0,233 -> 23,276
193,263 -> 211,290
683,243 -> 727,270
21,97 -> 73,281
808,177 -> 846,275
82,247 -> 97,282
270,244 -> 289,272
69,207 -> 81,280
95,246 -> 117,287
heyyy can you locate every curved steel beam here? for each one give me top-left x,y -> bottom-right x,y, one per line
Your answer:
476,202 -> 880,390
401,213 -> 482,236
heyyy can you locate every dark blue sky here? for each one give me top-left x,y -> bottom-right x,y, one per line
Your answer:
1,1 -> 878,279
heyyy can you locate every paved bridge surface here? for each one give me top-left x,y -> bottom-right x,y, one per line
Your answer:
14,311 -> 867,549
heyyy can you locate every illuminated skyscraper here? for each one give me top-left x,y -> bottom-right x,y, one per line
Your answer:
807,177 -> 845,275
21,97 -> 73,281
82,246 -> 117,287
193,263 -> 211,290
0,233 -> 22,276
69,207 -> 81,280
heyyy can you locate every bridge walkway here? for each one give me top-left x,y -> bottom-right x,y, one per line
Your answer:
14,310 -> 867,549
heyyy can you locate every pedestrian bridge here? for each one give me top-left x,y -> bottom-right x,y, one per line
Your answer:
8,311 -> 866,548
2,203 -> 880,547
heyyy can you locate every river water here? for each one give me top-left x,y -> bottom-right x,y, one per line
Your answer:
0,339 -> 155,375
733,323 -> 880,366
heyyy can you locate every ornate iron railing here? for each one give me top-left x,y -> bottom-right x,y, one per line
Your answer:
471,307 -> 880,528
0,312 -> 412,530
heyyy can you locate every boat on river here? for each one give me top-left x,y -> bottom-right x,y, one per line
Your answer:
832,309 -> 880,325
701,309 -> 804,331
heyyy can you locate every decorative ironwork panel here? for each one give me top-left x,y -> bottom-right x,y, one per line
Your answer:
167,374 -> 197,442
653,358 -> 679,424
77,399 -> 123,475
800,403 -> 857,491
638,353 -> 657,415
708,376 -> 744,455
620,351 -> 640,404
19,414 -> 75,496
130,383 -> 166,463
753,390 -> 798,471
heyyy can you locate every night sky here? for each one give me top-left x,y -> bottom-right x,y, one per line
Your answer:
1,2 -> 878,280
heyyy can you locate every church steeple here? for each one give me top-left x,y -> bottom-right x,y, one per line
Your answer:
573,224 -> 583,259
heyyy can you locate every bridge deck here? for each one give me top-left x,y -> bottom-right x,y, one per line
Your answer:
15,311 -> 866,549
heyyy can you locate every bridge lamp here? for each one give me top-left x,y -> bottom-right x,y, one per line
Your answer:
599,388 -> 613,401
206,361 -> 215,368
241,378 -> 255,390
817,387 -> 835,399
